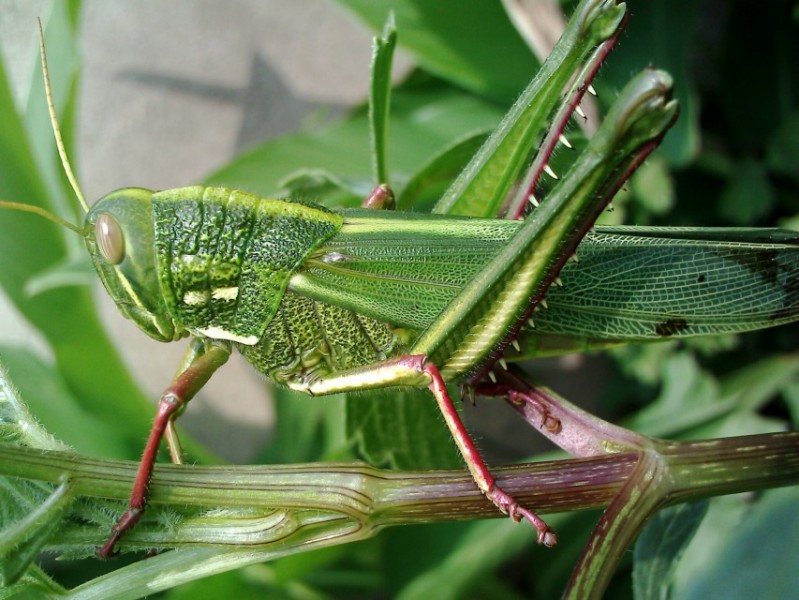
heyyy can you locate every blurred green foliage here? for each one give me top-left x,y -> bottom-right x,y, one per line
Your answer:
0,0 -> 797,598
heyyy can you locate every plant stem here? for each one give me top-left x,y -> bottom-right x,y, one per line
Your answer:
562,433 -> 799,599
0,431 -> 797,532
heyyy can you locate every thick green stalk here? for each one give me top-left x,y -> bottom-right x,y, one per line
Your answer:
1,430 -> 797,597
1,432 -> 797,539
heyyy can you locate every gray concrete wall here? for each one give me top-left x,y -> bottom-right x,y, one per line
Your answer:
0,0 -> 393,461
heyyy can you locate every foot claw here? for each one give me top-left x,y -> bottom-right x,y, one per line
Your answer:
539,529 -> 558,548
508,390 -> 561,433
488,486 -> 556,547
97,507 -> 144,559
543,414 -> 562,433
96,538 -> 120,559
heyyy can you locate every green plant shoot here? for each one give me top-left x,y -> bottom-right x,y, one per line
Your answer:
1,0 -> 797,562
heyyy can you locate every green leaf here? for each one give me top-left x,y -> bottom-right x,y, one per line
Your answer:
394,517 -> 551,600
0,482 -> 76,587
0,1 -> 156,457
335,0 -> 538,103
0,346 -> 132,458
346,389 -> 460,470
278,168 -> 367,207
0,354 -> 67,451
782,378 -> 799,428
396,130 -> 487,211
716,353 -> 799,415
0,563 -> 66,599
610,342 -> 679,387
717,159 -> 775,224
0,359 -> 75,589
624,353 -> 722,438
23,253 -> 94,296
160,568 -> 275,599
766,111 -> 799,183
433,0 -> 627,217
207,79 -> 504,197
630,154 -> 674,216
625,352 -> 799,440
632,500 -> 709,600
673,488 -> 799,600
369,14 -> 397,185
257,386 -> 346,464
598,0 -> 701,166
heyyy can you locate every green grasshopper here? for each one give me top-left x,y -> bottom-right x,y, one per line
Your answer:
2,0 -> 797,559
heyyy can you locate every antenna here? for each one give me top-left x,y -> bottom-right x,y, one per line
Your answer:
0,21 -> 88,237
0,200 -> 87,235
37,17 -> 90,214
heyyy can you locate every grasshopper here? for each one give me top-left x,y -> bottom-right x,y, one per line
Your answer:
1,0 -> 797,559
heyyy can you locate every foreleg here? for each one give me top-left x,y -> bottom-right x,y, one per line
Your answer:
97,341 -> 230,558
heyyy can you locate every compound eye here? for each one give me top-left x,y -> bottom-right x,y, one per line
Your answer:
95,213 -> 125,264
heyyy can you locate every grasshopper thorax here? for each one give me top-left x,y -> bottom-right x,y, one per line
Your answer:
86,188 -> 178,342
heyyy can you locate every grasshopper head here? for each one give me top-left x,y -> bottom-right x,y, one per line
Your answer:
27,24 -> 177,342
85,188 -> 178,342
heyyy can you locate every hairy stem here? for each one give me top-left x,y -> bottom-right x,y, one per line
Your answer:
0,431 -> 797,537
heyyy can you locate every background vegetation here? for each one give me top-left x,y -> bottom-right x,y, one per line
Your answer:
0,0 -> 797,597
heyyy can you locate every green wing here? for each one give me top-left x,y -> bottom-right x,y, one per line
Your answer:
519,226 -> 799,356
289,210 -> 509,331
289,213 -> 799,355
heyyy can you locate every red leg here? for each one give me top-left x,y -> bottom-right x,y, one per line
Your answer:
96,343 -> 230,558
162,341 -> 208,464
489,367 -> 649,458
298,354 -> 557,545
426,362 -> 557,547
475,379 -> 562,434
